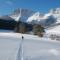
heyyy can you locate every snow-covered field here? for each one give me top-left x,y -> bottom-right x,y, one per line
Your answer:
0,30 -> 60,60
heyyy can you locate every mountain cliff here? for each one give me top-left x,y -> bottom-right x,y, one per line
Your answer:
10,8 -> 34,22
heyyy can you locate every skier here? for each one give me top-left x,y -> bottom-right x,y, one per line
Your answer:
22,36 -> 24,40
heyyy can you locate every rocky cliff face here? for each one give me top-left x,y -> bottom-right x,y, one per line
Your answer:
10,8 -> 34,22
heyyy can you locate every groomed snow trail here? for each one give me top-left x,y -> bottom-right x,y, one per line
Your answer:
0,32 -> 60,60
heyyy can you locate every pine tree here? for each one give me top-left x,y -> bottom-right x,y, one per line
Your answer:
18,23 -> 27,33
33,24 -> 45,37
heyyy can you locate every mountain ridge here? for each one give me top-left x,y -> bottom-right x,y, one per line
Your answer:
0,8 -> 60,28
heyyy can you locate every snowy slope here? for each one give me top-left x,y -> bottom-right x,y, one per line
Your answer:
46,24 -> 60,36
0,31 -> 60,60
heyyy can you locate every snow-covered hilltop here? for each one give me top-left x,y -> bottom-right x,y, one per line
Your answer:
27,12 -> 45,25
49,8 -> 60,24
27,12 -> 56,26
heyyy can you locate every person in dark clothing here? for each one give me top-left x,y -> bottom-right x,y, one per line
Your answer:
22,36 -> 24,39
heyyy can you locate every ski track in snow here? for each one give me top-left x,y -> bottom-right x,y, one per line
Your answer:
0,31 -> 60,60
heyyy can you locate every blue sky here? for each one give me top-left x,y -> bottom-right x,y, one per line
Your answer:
0,0 -> 60,15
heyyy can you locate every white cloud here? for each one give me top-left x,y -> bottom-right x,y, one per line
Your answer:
6,1 -> 13,5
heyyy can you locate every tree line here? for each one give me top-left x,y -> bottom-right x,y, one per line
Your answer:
15,21 -> 45,37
